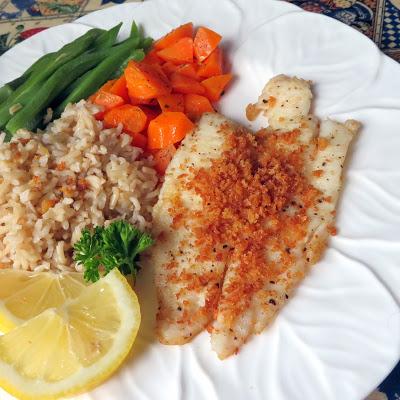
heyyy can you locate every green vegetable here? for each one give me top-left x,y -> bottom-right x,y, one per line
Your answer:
92,23 -> 122,50
0,85 -> 14,104
74,220 -> 154,283
0,28 -> 102,129
0,53 -> 55,105
141,37 -> 153,51
53,36 -> 141,118
6,47 -> 113,134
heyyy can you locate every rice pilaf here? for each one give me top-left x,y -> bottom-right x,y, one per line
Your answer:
0,100 -> 159,272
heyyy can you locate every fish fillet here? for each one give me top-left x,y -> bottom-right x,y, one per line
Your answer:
150,74 -> 359,358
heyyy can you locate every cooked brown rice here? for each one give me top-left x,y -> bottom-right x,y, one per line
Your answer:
0,101 -> 159,272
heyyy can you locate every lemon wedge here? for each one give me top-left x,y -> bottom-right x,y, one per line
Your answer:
0,269 -> 89,333
0,268 -> 141,400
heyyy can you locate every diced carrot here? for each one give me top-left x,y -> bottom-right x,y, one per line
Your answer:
147,111 -> 194,149
130,132 -> 148,149
157,94 -> 184,112
162,62 -> 179,77
143,49 -> 163,65
154,22 -> 194,50
184,93 -> 214,120
157,37 -> 193,65
88,79 -> 116,103
94,111 -> 105,120
140,106 -> 161,129
130,97 -> 158,106
103,104 -> 147,135
170,72 -> 205,95
92,91 -> 125,111
153,144 -> 176,174
110,76 -> 130,103
197,47 -> 223,78
193,27 -> 222,62
176,63 -> 198,80
201,73 -> 233,102
124,60 -> 171,100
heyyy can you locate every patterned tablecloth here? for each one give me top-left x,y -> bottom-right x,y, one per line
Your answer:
0,0 -> 399,399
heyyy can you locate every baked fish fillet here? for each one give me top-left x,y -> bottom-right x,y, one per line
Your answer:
210,75 -> 360,358
150,113 -> 245,344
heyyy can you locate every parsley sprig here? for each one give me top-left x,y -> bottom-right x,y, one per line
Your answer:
73,220 -> 154,283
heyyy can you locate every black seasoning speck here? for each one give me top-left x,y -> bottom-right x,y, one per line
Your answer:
285,248 -> 291,254
306,257 -> 310,262
322,162 -> 326,166
223,244 -> 228,249
269,299 -> 277,306
177,306 -> 182,311
262,99 -> 267,104
269,280 -> 275,284
285,294 -> 289,299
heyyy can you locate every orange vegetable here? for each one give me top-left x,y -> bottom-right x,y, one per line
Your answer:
162,61 -> 179,77
92,91 -> 125,111
143,49 -> 163,65
103,104 -> 147,135
197,47 -> 223,78
130,97 -> 158,106
153,144 -> 176,174
124,60 -> 171,100
110,76 -> 130,102
130,132 -> 148,149
170,72 -> 205,95
157,94 -> 184,112
157,37 -> 193,64
88,79 -> 116,103
140,106 -> 161,129
176,63 -> 198,80
193,27 -> 222,62
184,93 -> 214,120
154,22 -> 194,50
201,73 -> 233,102
147,111 -> 194,149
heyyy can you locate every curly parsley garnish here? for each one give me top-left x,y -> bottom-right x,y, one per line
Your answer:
73,220 -> 154,283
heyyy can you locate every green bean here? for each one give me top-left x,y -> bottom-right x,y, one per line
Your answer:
0,28 -> 102,129
130,21 -> 140,39
53,37 -> 142,118
0,53 -> 56,105
6,48 -> 112,134
93,23 -> 122,50
141,37 -> 153,51
0,85 -> 14,104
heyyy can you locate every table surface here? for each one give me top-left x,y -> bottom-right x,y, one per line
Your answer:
0,0 -> 399,399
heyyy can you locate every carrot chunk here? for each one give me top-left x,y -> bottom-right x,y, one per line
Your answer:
157,37 -> 194,64
148,111 -> 194,149
170,72 -> 205,95
157,94 -> 184,112
92,91 -> 125,111
184,93 -> 214,120
176,63 -> 198,80
140,106 -> 161,129
197,47 -> 223,78
201,73 -> 233,102
153,144 -> 177,174
110,75 -> 130,103
124,60 -> 171,100
88,79 -> 116,103
130,132 -> 148,149
143,49 -> 163,65
154,22 -> 194,50
162,61 -> 179,77
193,27 -> 222,62
103,104 -> 147,135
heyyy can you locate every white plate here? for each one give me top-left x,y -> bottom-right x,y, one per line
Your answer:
1,1 -> 400,399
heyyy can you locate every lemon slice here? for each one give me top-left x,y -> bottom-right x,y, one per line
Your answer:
0,269 -> 88,333
0,269 -> 141,400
